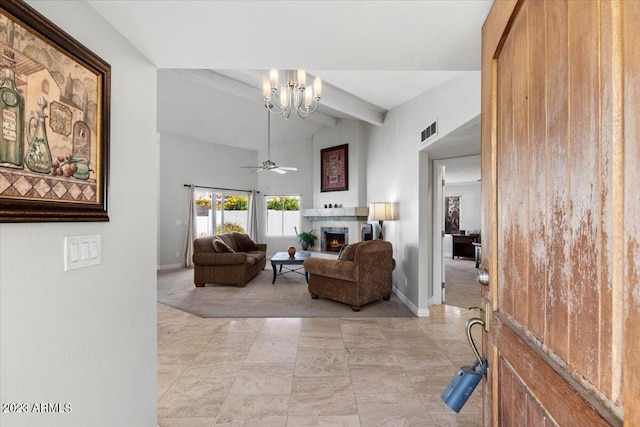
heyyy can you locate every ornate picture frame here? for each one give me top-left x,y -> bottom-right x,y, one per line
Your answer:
0,0 -> 110,222
320,144 -> 348,192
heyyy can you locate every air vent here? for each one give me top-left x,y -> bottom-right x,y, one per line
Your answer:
421,121 -> 437,142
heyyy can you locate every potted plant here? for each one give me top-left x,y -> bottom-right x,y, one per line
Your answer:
297,229 -> 318,250
195,198 -> 211,216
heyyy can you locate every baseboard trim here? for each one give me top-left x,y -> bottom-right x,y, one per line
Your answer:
393,287 -> 430,317
158,263 -> 182,271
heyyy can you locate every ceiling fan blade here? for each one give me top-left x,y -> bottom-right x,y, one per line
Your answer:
278,167 -> 298,171
240,166 -> 262,168
271,168 -> 287,174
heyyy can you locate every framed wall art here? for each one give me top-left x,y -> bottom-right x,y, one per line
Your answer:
320,144 -> 348,192
444,195 -> 460,234
0,0 -> 110,222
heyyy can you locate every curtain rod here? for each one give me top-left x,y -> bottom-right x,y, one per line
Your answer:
183,184 -> 259,194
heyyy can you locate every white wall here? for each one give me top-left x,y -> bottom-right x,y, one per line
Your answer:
367,73 -> 481,314
158,133 -> 258,268
312,119 -> 368,209
0,2 -> 158,426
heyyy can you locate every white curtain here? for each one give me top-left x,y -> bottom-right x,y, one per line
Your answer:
183,185 -> 196,268
248,190 -> 259,241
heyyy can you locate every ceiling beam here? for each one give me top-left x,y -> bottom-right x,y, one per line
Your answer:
215,70 -> 387,126
167,69 -> 337,128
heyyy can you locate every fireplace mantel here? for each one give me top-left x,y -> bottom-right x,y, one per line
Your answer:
302,207 -> 369,221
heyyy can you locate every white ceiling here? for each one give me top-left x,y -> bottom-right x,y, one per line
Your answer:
87,1 -> 493,112
87,0 -> 489,178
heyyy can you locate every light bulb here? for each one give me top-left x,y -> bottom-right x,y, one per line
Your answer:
270,69 -> 278,88
314,75 -> 322,98
297,69 -> 306,87
262,76 -> 271,99
305,86 -> 313,107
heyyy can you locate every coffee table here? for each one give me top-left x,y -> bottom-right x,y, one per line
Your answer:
270,251 -> 311,284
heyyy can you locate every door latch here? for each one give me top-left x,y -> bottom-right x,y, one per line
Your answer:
468,297 -> 490,332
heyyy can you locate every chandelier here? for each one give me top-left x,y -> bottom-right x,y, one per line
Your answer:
262,69 -> 322,119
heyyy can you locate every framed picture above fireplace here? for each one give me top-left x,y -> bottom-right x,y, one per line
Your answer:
320,144 -> 348,192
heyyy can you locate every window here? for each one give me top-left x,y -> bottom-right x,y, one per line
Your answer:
266,195 -> 300,236
215,193 -> 248,234
194,188 -> 248,237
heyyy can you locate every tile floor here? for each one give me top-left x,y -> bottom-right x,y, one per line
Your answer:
158,303 -> 484,426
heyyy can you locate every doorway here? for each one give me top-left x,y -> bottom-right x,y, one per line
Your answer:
432,155 -> 481,307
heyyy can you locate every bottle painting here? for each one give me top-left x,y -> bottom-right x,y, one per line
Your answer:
0,53 -> 25,168
25,96 -> 53,174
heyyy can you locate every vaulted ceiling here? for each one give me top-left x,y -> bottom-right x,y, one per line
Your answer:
87,0 -> 489,171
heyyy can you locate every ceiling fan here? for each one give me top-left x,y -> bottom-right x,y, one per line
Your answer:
241,111 -> 298,174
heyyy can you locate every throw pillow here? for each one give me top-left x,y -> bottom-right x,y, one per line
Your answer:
233,232 -> 259,251
213,238 -> 235,253
338,242 -> 361,261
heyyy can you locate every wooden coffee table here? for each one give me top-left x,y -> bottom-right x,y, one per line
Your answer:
270,251 -> 311,284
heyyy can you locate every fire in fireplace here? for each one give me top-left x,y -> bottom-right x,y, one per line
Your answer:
320,227 -> 349,252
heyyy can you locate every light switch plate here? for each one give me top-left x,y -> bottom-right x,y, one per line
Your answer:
64,234 -> 101,271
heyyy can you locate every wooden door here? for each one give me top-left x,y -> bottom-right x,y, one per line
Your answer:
481,1 -> 639,425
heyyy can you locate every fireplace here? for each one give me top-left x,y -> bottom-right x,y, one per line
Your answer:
320,227 -> 349,252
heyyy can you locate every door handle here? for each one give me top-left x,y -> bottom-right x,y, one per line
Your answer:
476,268 -> 490,286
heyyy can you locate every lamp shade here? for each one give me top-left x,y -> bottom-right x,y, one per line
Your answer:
369,202 -> 393,221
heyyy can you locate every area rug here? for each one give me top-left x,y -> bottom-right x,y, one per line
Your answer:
157,266 -> 415,318
444,258 -> 482,309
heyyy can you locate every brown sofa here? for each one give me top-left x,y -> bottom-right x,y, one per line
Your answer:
192,233 -> 266,287
303,240 -> 396,311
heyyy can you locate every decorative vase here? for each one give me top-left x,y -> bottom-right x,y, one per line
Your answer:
301,241 -> 309,251
288,246 -> 296,257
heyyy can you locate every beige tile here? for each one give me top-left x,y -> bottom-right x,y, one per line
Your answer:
300,318 -> 342,334
299,332 -> 345,350
213,395 -> 289,425
158,364 -> 188,398
407,372 -> 455,395
228,363 -> 294,395
258,317 -> 302,337
245,340 -> 298,363
345,346 -> 400,367
392,348 -> 457,372
432,339 -> 480,366
294,349 -> 350,377
190,349 -> 249,367
375,317 -> 424,331
340,322 -> 386,342
205,332 -> 259,352
158,376 -> 235,418
158,417 -> 215,427
355,393 -> 434,427
422,388 -> 483,416
382,330 -> 438,349
215,416 -> 287,427
428,413 -> 483,427
289,376 -> 357,416
350,365 -> 416,395
218,318 -> 265,333
286,415 -> 361,426
158,349 -> 202,365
